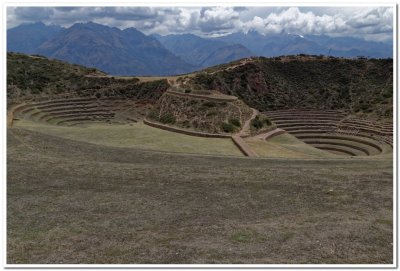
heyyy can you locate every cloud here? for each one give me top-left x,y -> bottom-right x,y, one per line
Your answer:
347,7 -> 392,31
240,6 -> 392,41
6,6 -> 393,41
245,7 -> 344,35
198,7 -> 240,32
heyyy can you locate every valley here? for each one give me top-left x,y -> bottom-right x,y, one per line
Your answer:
6,52 -> 394,264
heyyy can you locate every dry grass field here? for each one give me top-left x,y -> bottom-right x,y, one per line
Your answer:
7,123 -> 393,264
13,120 -> 242,156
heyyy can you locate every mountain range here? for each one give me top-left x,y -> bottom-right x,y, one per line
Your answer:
152,33 -> 252,67
7,21 -> 393,76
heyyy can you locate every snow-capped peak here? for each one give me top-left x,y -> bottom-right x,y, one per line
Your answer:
287,32 -> 304,38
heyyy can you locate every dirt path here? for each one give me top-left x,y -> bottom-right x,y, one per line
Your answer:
7,111 -> 14,127
228,107 -> 260,157
238,108 -> 258,137
252,128 -> 286,141
231,134 -> 258,157
208,58 -> 254,75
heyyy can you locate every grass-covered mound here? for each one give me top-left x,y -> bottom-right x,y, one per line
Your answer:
147,91 -> 253,134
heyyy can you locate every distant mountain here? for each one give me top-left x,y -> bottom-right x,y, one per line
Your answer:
154,33 -> 253,67
216,30 -> 272,56
217,31 -> 392,58
7,22 -> 64,54
7,22 -> 393,76
35,22 -> 197,76
259,33 -> 327,56
304,35 -> 392,58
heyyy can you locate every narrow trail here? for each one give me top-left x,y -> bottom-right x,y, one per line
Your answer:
230,107 -> 260,157
251,128 -> 286,141
231,134 -> 259,157
208,58 -> 254,75
238,108 -> 258,137
7,111 -> 14,127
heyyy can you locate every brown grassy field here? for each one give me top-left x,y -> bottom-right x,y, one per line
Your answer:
7,125 -> 393,264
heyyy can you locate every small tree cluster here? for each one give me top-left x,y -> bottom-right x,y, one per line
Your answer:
251,115 -> 271,129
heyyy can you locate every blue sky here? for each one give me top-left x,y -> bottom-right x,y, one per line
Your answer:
7,6 -> 393,42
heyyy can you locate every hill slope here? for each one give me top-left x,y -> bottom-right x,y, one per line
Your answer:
187,56 -> 393,120
7,52 -> 393,121
7,52 -> 170,105
147,90 -> 253,134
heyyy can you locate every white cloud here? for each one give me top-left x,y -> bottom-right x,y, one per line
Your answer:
6,6 -> 393,41
243,7 -> 346,35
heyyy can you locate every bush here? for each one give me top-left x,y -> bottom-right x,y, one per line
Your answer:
206,109 -> 217,116
251,115 -> 271,129
229,118 -> 241,127
221,122 -> 236,133
382,89 -> 392,98
193,73 -> 213,86
159,113 -> 176,124
203,101 -> 216,107
147,110 -> 159,120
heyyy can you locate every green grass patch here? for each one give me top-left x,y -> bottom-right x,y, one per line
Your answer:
245,133 -> 336,159
15,120 -> 243,156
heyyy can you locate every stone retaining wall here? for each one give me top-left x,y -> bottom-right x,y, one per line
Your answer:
231,135 -> 258,157
166,90 -> 238,102
7,103 -> 27,127
143,119 -> 231,138
264,128 -> 286,140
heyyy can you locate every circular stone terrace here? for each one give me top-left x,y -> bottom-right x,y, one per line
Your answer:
8,94 -> 393,159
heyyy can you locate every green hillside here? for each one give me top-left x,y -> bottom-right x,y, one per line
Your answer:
188,56 -> 393,120
7,52 -> 169,106
8,53 -> 393,121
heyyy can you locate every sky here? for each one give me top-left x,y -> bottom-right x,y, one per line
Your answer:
6,6 -> 394,42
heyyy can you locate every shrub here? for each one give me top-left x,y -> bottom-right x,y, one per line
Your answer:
147,110 -> 159,120
251,115 -> 271,129
203,101 -> 216,107
229,118 -> 241,127
221,122 -> 236,133
384,107 -> 392,116
382,89 -> 392,98
206,109 -> 217,116
193,73 -> 213,86
159,113 -> 176,124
